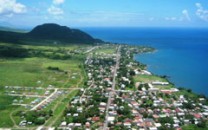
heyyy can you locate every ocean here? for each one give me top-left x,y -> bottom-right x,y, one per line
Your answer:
81,27 -> 208,95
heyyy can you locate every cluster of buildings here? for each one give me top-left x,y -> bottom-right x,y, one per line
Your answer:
8,45 -> 207,130
57,45 -> 208,130
59,46 -> 119,129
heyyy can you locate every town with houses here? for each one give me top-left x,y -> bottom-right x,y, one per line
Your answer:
1,44 -> 208,130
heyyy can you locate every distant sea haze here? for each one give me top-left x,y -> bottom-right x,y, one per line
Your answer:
82,27 -> 208,96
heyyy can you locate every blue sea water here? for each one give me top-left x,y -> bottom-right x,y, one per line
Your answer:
81,27 -> 208,95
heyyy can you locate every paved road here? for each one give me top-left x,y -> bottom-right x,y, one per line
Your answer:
84,46 -> 98,54
31,88 -> 58,111
12,103 -> 29,107
79,80 -> 94,103
55,87 -> 81,90
103,46 -> 120,130
8,94 -> 47,98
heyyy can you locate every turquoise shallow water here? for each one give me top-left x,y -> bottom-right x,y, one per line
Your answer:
82,27 -> 208,95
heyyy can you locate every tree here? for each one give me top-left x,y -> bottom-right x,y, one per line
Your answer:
48,109 -> 53,116
158,117 -> 174,124
0,46 -> 29,58
129,70 -> 135,76
26,111 -> 37,122
197,120 -> 207,128
183,102 -> 194,109
187,89 -> 192,93
35,117 -> 45,125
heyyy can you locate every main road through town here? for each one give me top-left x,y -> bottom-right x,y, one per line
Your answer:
103,46 -> 120,130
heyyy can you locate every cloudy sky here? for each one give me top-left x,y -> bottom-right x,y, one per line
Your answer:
0,0 -> 208,28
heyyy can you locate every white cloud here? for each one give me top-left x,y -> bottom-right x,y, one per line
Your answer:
0,0 -> 26,15
47,0 -> 65,17
195,3 -> 208,21
48,6 -> 64,15
53,0 -> 65,5
182,9 -> 191,21
165,9 -> 191,22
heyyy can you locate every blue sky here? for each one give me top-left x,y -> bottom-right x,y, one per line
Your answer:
0,0 -> 208,28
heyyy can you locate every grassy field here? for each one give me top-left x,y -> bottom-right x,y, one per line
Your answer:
0,43 -> 88,128
154,84 -> 174,90
0,42 -> 89,51
94,46 -> 116,54
0,106 -> 17,127
134,74 -> 167,83
0,57 -> 83,88
133,75 -> 174,90
0,87 -> 14,127
0,89 -> 23,127
23,44 -> 81,51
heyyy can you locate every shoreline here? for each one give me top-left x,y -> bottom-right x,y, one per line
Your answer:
133,48 -> 208,97
133,49 -> 208,98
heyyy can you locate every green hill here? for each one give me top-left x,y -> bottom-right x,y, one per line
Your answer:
0,23 -> 102,45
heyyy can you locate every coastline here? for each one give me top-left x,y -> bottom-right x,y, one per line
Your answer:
133,48 -> 207,98
134,48 -> 208,96
83,27 -> 208,96
0,43 -> 207,129
122,44 -> 208,129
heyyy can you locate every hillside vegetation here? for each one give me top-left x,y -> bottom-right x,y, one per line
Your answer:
0,23 -> 102,45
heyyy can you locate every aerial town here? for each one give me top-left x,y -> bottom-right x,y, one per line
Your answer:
59,45 -> 208,130
1,44 -> 207,130
1,0 -> 208,130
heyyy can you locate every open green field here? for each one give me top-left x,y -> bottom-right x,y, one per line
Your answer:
153,84 -> 174,90
0,42 -> 87,88
0,43 -> 88,128
0,106 -> 17,127
134,75 -> 174,90
23,44 -> 81,51
134,74 -> 167,83
0,57 -> 83,88
94,46 -> 116,54
0,87 -> 22,127
0,42 -> 90,51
